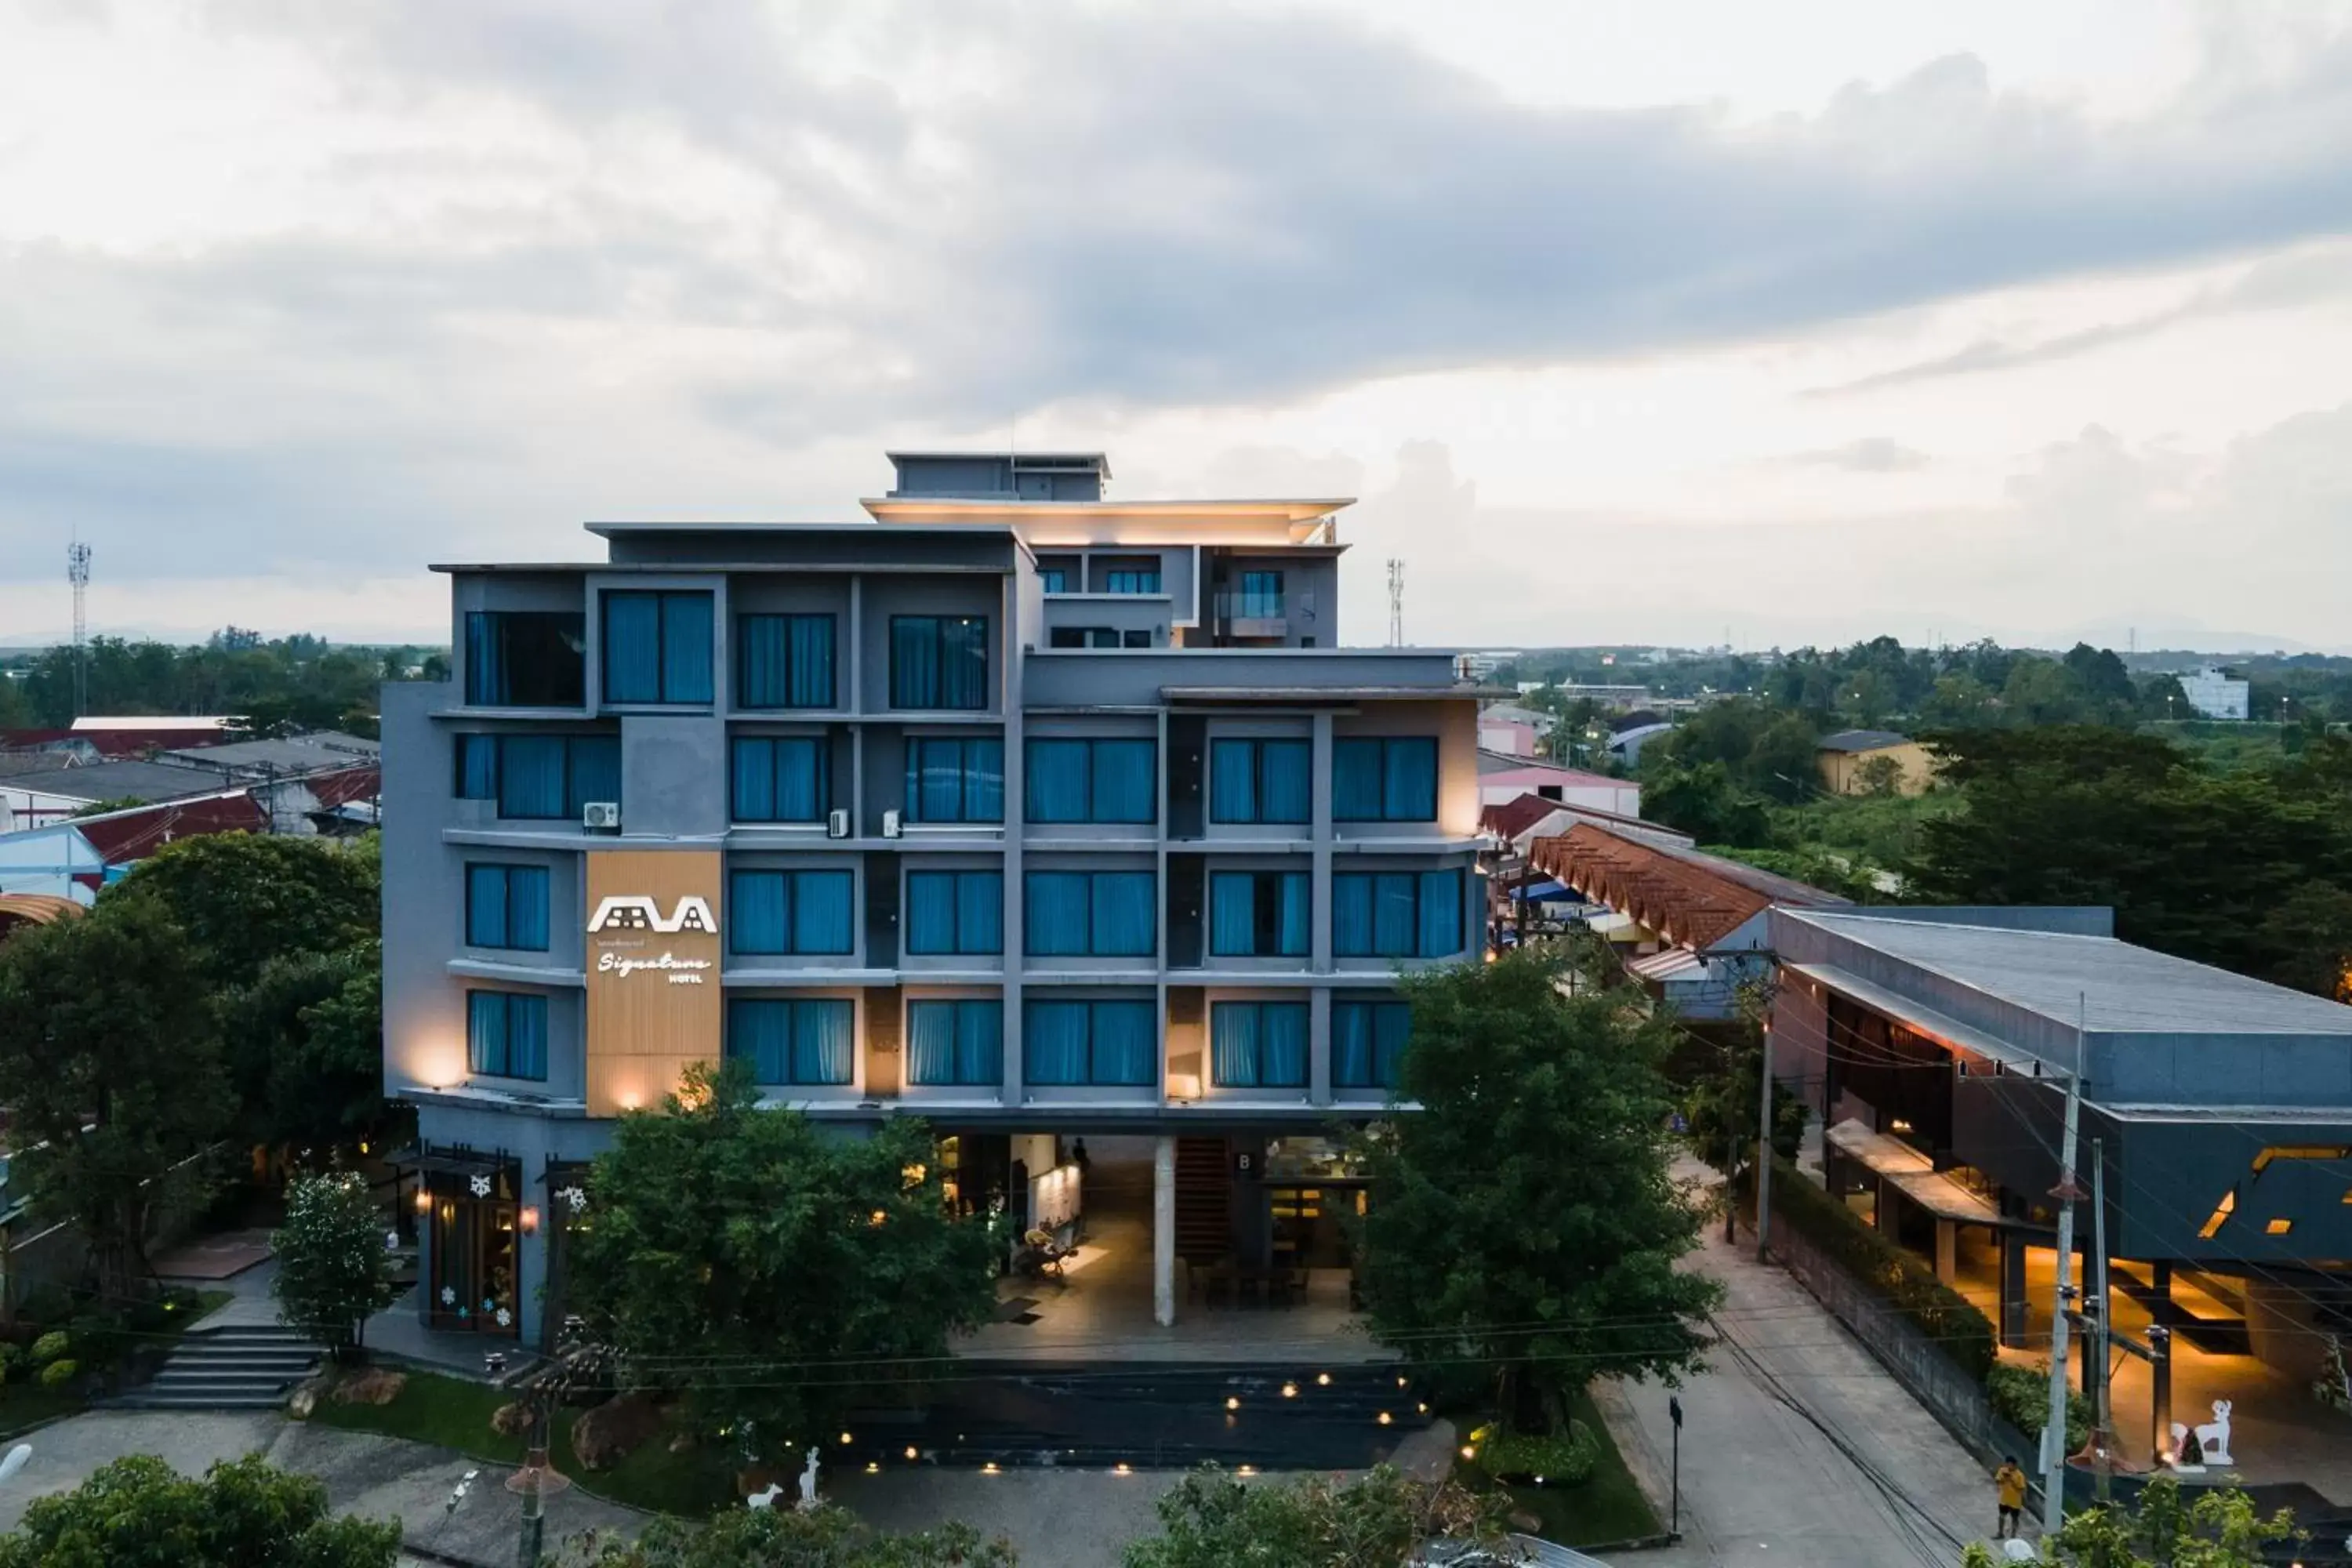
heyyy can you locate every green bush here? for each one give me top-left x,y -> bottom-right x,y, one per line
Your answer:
1985,1362 -> 2089,1454
1753,1155 -> 1997,1380
1469,1420 -> 1599,1486
37,1358 -> 78,1390
28,1333 -> 69,1368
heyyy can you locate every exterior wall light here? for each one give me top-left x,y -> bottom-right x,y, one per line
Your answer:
413,1188 -> 432,1214
519,1207 -> 540,1233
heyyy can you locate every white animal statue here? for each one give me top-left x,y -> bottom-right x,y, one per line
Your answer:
746,1483 -> 784,1511
797,1446 -> 820,1511
2169,1399 -> 2235,1468
2001,1540 -> 2038,1564
0,1445 -> 30,1485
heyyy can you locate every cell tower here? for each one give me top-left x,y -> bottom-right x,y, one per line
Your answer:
1386,557 -> 1404,648
67,539 -> 92,719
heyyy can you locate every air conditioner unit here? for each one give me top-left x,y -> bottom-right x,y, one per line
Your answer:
582,801 -> 622,832
881,809 -> 902,839
827,808 -> 851,839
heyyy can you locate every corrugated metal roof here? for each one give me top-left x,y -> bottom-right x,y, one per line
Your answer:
159,733 -> 379,771
1786,910 -> 2352,1036
2,760 -> 232,804
1818,728 -> 1912,753
1530,823 -> 1845,951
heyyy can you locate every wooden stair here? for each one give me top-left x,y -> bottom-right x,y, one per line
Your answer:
1174,1137 -> 1230,1262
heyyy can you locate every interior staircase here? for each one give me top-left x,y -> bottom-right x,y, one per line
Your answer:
1173,1137 -> 1230,1263
107,1323 -> 324,1410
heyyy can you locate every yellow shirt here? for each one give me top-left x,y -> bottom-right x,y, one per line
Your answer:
1995,1466 -> 2027,1508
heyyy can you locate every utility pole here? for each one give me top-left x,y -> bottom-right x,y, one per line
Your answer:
1755,1019 -> 1774,1262
2041,1008 -> 2087,1537
2089,1136 -> 2113,1504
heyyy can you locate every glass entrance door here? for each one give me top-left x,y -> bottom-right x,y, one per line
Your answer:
428,1193 -> 520,1335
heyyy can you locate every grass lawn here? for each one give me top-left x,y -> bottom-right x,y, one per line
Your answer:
1475,1385 -> 1660,1549
311,1369 -> 734,1517
0,1385 -> 89,1439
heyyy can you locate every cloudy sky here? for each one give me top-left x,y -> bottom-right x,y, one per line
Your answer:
5,1 -> 2352,652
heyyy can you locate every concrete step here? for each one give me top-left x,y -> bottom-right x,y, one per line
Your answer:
147,1368 -> 310,1390
154,1349 -> 321,1370
105,1391 -> 290,1411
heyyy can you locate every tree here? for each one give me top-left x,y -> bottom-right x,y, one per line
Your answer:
1357,949 -> 1722,1428
1748,714 -> 1823,803
1682,1015 -> 1806,1241
0,1453 -> 400,1568
1956,1475 -> 2295,1566
568,1060 -> 996,1466
271,1167 -> 401,1356
1123,1465 -> 1508,1568
110,831 -> 379,992
1851,753 -> 1906,797
0,898 -> 232,1301
223,942 -> 390,1152
556,1507 -> 1015,1568
1642,760 -> 1771,846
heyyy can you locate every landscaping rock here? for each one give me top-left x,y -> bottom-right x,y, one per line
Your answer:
572,1391 -> 662,1471
287,1386 -> 316,1420
332,1368 -> 408,1406
492,1400 -> 532,1437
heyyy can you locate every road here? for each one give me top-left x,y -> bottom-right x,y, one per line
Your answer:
1600,1203 -> 2008,1568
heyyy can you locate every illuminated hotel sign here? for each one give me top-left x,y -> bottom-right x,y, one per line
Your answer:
583,851 -> 723,1116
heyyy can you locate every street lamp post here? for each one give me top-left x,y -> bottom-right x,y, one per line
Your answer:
1667,1396 -> 1683,1541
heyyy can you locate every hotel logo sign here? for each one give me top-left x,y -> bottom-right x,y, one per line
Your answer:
583,851 -> 724,1117
586,895 -> 717,938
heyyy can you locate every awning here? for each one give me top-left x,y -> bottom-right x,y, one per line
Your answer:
1823,1119 -> 2002,1225
1626,948 -> 1705,983
388,1145 -> 517,1179
1584,910 -> 1638,936
1514,879 -> 1566,902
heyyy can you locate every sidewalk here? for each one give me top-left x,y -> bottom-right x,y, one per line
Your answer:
1596,1181 -> 2003,1567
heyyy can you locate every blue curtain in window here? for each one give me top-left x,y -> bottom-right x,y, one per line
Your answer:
956,871 -> 1002,953
730,1000 -> 791,1082
509,994 -> 548,1079
1262,1002 -> 1307,1086
465,613 -> 501,704
1385,737 -> 1438,820
891,618 -> 938,708
905,872 -> 957,954
1038,568 -> 1066,593
775,738 -> 825,820
568,737 -> 621,815
786,615 -> 833,708
457,735 -> 498,798
906,1000 -> 956,1084
1417,869 -> 1461,955
737,616 -> 786,708
660,592 -> 713,704
732,739 -> 775,821
1332,1002 -> 1372,1087
466,865 -> 508,948
1091,1000 -> 1156,1083
1106,569 -> 1161,594
792,1000 -> 853,1083
1374,1003 -> 1410,1087
1025,1000 -> 1088,1083
1277,873 -> 1309,956
939,617 -> 988,709
1333,875 -> 1373,956
1209,740 -> 1256,823
508,867 -> 550,949
966,739 -> 1004,821
1261,740 -> 1310,823
792,871 -> 853,954
956,1000 -> 1001,1083
467,991 -> 506,1075
499,735 -> 566,818
1332,739 -> 1382,819
912,739 -> 961,822
1211,1002 -> 1258,1085
1091,873 -> 1155,956
1210,873 -> 1254,956
1024,872 -> 1089,956
602,593 -> 661,703
731,872 -> 787,954
1091,740 -> 1155,822
1240,571 -> 1283,618
1025,739 -> 1087,822
1374,873 -> 1417,956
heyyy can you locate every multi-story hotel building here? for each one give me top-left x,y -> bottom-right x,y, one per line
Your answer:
382,451 -> 1489,1347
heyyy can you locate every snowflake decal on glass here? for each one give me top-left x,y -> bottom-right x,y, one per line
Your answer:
482,1298 -> 496,1314
558,1185 -> 589,1215
495,1308 -> 512,1329
440,1286 -> 456,1307
458,1306 -> 470,1321
469,1174 -> 492,1199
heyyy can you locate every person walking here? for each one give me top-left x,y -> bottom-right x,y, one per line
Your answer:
1992,1455 -> 2027,1539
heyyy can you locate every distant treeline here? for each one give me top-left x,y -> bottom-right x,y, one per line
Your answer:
0,630 -> 448,737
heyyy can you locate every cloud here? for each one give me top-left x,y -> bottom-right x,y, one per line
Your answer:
1787,437 -> 1931,471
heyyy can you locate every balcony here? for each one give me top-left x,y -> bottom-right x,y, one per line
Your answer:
1212,590 -> 1301,641
1023,647 -> 1467,710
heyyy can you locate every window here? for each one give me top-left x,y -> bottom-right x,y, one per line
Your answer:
1334,1000 -> 1412,1089
467,990 -> 548,1080
736,614 -> 835,709
728,997 -> 853,1085
465,612 -> 584,706
890,615 -> 989,710
1211,1001 -> 1308,1087
1332,736 -> 1439,821
1332,869 -> 1464,958
731,736 -> 830,822
729,869 -> 855,956
1025,870 -> 1156,957
905,870 -> 1004,955
903,737 -> 1004,823
456,734 -> 621,820
1238,570 -> 1283,619
601,590 -> 714,705
1025,738 -> 1156,824
1023,998 -> 1156,1086
465,864 -> 550,951
1210,871 -> 1309,957
1121,630 -> 1152,649
1048,627 -> 1087,649
1104,568 -> 1162,594
906,1000 -> 1002,1085
1037,568 -> 1069,594
1209,738 -> 1311,824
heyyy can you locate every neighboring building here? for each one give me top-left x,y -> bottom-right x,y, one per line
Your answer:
68,714 -> 239,738
0,822 -> 108,904
1607,722 -> 1674,767
2176,666 -> 2250,721
1476,704 -> 1555,758
380,450 -> 1490,1347
1479,794 -> 1693,954
155,731 -> 380,779
0,760 -> 238,831
1530,823 -> 1846,1019
1770,906 -> 2352,1399
1475,751 -> 1639,818
1816,729 -> 1938,797
1549,683 -> 1652,710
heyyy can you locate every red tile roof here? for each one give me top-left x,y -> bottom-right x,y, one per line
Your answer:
1529,822 -> 1846,950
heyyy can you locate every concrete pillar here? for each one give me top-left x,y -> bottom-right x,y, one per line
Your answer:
1875,1177 -> 1895,1233
2000,1228 -> 2031,1348
1933,1218 -> 1957,1284
1153,1135 -> 1177,1327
